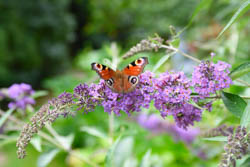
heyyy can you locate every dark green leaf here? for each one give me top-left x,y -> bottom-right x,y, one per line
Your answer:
217,0 -> 250,39
230,62 -> 250,80
221,91 -> 247,118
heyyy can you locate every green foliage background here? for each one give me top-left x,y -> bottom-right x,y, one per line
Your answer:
0,0 -> 249,167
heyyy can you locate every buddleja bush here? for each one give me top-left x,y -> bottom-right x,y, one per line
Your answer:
0,2 -> 249,167
6,33 -> 247,165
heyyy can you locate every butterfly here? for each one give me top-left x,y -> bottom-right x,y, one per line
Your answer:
91,57 -> 149,93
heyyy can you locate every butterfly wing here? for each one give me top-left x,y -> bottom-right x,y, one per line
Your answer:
122,57 -> 148,76
121,57 -> 149,93
91,63 -> 115,80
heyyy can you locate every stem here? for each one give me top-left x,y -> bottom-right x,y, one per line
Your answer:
160,45 -> 201,63
191,95 -> 250,99
108,109 -> 114,144
236,79 -> 250,87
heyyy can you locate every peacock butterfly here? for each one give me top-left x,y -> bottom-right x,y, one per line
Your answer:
91,57 -> 149,93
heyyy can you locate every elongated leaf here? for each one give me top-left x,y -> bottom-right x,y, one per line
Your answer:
56,133 -> 74,151
188,99 -> 204,110
0,136 -> 18,147
31,90 -> 48,99
236,154 -> 250,167
139,149 -> 151,167
81,126 -> 108,139
152,52 -> 173,72
113,137 -> 134,167
221,91 -> 247,118
105,136 -> 121,167
169,38 -> 180,48
178,0 -> 212,35
0,108 -> 14,127
37,149 -> 60,167
240,101 -> 250,127
202,136 -> 228,142
217,0 -> 250,39
230,62 -> 250,80
30,136 -> 42,152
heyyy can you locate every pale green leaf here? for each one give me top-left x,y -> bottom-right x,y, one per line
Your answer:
202,136 -> 228,142
0,108 -> 14,127
139,149 -> 152,167
105,136 -> 121,167
240,101 -> 250,127
81,126 -> 108,139
30,136 -> 42,152
57,134 -> 74,151
152,52 -> 174,72
217,0 -> 250,39
37,149 -> 60,167
31,90 -> 48,99
114,137 -> 134,167
230,62 -> 250,80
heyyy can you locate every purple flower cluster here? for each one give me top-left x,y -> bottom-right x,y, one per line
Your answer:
101,71 -> 154,115
55,61 -> 232,129
137,113 -> 200,144
153,71 -> 191,116
192,61 -> 232,97
7,83 -> 35,110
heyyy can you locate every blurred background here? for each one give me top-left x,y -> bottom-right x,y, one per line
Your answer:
0,0 -> 249,166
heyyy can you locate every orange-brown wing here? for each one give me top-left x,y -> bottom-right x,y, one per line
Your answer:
91,63 -> 115,80
122,57 -> 148,76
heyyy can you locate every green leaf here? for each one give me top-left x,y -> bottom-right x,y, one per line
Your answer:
30,136 -> 42,152
217,0 -> 250,39
56,134 -> 74,151
230,62 -> 250,80
178,0 -> 212,35
240,101 -> 250,127
113,137 -> 134,167
152,52 -> 174,73
169,38 -> 180,48
80,126 -> 108,139
188,99 -> 204,110
202,136 -> 228,142
0,135 -> 18,147
37,149 -> 60,167
31,90 -> 48,99
139,149 -> 152,167
0,108 -> 14,127
105,136 -> 121,167
236,154 -> 250,167
221,91 -> 247,118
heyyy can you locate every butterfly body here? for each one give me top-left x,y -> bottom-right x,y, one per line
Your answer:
92,57 -> 148,93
